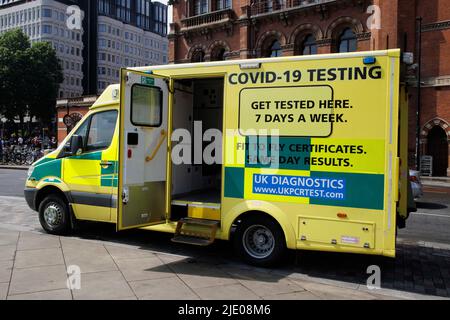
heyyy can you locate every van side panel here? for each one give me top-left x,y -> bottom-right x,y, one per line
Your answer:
218,51 -> 400,256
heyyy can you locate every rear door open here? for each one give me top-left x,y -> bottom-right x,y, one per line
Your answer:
118,69 -> 172,230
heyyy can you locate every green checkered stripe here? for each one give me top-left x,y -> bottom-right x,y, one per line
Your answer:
30,152 -> 118,188
224,136 -> 385,210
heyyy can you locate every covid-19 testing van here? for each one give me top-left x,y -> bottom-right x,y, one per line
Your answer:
24,49 -> 412,266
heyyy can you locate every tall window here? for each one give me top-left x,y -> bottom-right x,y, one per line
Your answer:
301,34 -> 317,55
216,0 -> 231,10
191,49 -> 205,62
211,47 -> 226,61
264,39 -> 282,57
194,0 -> 208,15
338,28 -> 357,53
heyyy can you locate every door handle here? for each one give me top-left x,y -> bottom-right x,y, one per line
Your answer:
100,161 -> 113,167
145,129 -> 167,162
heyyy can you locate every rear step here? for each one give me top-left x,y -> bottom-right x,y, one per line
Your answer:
172,218 -> 219,246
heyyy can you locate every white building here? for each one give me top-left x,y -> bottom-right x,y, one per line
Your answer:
96,15 -> 168,93
1,0 -> 169,98
0,0 -> 84,98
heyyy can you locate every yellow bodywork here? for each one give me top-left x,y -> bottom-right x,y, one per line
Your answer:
25,50 -> 406,258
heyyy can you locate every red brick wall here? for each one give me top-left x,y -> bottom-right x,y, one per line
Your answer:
169,0 -> 450,175
56,107 -> 89,145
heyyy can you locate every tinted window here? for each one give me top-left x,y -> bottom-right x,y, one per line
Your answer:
86,111 -> 118,151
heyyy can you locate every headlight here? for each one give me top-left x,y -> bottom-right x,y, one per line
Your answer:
27,166 -> 35,179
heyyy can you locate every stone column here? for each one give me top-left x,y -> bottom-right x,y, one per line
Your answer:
317,39 -> 332,54
239,5 -> 251,59
281,44 -> 294,56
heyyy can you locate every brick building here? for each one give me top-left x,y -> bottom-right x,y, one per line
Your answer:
55,95 -> 97,143
168,0 -> 450,176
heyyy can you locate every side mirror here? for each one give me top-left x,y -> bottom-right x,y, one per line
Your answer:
69,135 -> 83,156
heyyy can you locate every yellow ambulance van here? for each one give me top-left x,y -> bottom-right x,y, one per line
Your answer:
24,49 -> 412,266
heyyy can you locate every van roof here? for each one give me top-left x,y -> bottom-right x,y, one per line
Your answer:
131,49 -> 400,73
90,49 -> 401,111
90,84 -> 120,110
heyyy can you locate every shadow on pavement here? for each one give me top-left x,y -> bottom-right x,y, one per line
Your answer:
62,221 -> 449,298
416,202 -> 448,210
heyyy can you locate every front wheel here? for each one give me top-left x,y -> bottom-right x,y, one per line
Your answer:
233,215 -> 286,267
38,195 -> 71,235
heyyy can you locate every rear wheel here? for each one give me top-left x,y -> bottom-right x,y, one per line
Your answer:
233,215 -> 286,267
38,195 -> 71,235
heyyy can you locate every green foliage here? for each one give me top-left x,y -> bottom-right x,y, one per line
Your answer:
0,29 -> 64,125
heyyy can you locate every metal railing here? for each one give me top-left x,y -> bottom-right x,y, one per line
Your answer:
250,0 -> 336,16
180,8 -> 234,30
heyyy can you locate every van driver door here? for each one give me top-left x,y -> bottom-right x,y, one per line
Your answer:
118,69 -> 172,230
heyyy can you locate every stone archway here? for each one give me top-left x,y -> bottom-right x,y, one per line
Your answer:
288,24 -> 323,56
255,30 -> 287,58
207,40 -> 231,61
325,16 -> 365,52
420,118 -> 450,177
187,44 -> 208,62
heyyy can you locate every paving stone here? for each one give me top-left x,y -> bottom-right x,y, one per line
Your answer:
227,268 -> 305,297
113,256 -> 175,282
0,231 -> 19,246
9,265 -> 68,295
262,291 -> 319,300
14,248 -> 64,269
0,282 -> 7,300
130,277 -> 199,300
0,259 -> 13,283
292,279 -> 378,300
8,289 -> 72,300
0,245 -> 16,261
194,283 -> 261,300
62,241 -> 117,274
169,261 -> 239,289
17,232 -> 60,250
72,271 -> 134,300
105,245 -> 157,260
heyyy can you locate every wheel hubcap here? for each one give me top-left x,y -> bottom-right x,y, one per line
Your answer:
242,224 -> 275,259
44,203 -> 62,227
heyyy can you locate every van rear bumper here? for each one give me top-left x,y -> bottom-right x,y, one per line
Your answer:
24,188 -> 37,211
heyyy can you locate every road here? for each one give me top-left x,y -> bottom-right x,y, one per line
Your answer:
1,168 -> 449,246
0,168 -> 449,298
0,169 -> 27,197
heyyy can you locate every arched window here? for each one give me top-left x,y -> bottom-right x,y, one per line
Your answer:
211,47 -> 226,61
191,49 -> 205,62
264,39 -> 282,57
338,28 -> 357,53
301,34 -> 317,55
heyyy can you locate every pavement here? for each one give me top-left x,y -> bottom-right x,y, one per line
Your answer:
0,226 -> 444,300
0,167 -> 449,300
421,176 -> 450,188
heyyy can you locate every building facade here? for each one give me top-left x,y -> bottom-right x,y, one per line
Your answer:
0,0 -> 169,97
169,0 -> 450,176
95,0 -> 168,94
0,0 -> 84,98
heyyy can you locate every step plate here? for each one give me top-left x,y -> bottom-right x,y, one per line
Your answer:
171,235 -> 213,246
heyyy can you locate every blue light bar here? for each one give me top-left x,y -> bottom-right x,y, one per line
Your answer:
363,56 -> 376,65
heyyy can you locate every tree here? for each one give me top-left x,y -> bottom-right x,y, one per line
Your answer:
0,29 -> 31,130
27,42 -> 64,126
0,29 -> 63,134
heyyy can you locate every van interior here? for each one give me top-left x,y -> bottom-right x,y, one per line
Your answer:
170,78 -> 224,221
